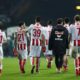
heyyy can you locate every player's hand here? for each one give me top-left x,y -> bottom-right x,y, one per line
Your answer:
42,46 -> 46,52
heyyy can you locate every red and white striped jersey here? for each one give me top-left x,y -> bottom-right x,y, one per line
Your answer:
27,23 -> 44,46
0,30 -> 6,46
70,22 -> 80,46
64,24 -> 70,33
44,25 -> 52,45
16,28 -> 27,50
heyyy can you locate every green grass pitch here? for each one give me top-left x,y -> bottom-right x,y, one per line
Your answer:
0,57 -> 80,80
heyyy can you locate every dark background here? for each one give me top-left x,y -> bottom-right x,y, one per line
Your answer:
0,0 -> 80,29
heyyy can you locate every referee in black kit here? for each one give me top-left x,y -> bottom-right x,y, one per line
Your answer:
48,18 -> 69,73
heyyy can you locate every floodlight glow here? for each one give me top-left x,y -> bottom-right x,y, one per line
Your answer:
76,6 -> 80,10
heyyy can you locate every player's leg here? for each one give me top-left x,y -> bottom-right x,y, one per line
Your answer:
35,46 -> 41,73
69,41 -> 74,56
22,51 -> 28,73
0,49 -> 3,75
0,59 -> 2,75
79,56 -> 80,75
30,57 -> 35,74
55,55 -> 61,72
59,54 -> 64,71
63,54 -> 68,71
19,59 -> 25,73
74,47 -> 79,76
30,57 -> 35,66
46,50 -> 53,68
29,46 -> 35,74
55,54 -> 64,73
36,57 -> 40,72
23,59 -> 26,66
75,57 -> 79,76
46,56 -> 50,68
18,53 -> 25,73
78,47 -> 80,75
47,55 -> 53,68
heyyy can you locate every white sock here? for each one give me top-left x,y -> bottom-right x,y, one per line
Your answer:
30,57 -> 34,66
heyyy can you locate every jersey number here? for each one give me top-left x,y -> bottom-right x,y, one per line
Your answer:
33,29 -> 41,37
18,33 -> 24,41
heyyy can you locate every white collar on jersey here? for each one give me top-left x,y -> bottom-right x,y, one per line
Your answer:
34,23 -> 41,27
64,24 -> 69,27
47,25 -> 52,28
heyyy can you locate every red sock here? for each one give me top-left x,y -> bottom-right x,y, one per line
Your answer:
0,69 -> 2,73
75,58 -> 79,76
23,59 -> 26,66
32,57 -> 34,66
36,57 -> 39,72
47,57 -> 51,68
79,57 -> 80,75
48,62 -> 51,68
63,58 -> 68,68
19,60 -> 24,72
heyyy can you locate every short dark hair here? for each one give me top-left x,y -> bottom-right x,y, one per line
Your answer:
18,21 -> 25,27
35,16 -> 40,22
57,18 -> 63,24
64,17 -> 70,24
47,20 -> 52,25
74,15 -> 80,21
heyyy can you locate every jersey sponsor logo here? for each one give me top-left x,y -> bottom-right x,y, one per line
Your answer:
55,31 -> 64,38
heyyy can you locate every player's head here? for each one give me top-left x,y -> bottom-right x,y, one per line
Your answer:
57,18 -> 63,25
35,16 -> 40,23
18,21 -> 26,29
47,20 -> 52,26
74,14 -> 80,22
64,17 -> 70,24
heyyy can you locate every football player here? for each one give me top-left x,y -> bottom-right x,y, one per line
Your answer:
27,16 -> 45,74
0,29 -> 6,75
70,15 -> 80,76
14,22 -> 28,73
63,17 -> 70,71
42,20 -> 53,68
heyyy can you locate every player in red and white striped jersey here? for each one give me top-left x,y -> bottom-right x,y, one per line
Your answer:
0,29 -> 6,75
69,15 -> 80,76
27,16 -> 45,74
63,17 -> 70,71
42,20 -> 53,68
14,22 -> 28,73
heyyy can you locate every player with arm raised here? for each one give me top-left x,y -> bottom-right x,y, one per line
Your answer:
27,16 -> 45,74
0,29 -> 6,75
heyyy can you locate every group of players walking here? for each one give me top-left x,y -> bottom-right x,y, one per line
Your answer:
0,14 -> 80,76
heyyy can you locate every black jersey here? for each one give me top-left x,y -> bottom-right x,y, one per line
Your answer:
48,25 -> 69,54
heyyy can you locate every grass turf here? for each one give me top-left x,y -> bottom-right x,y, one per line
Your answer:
0,57 -> 80,80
